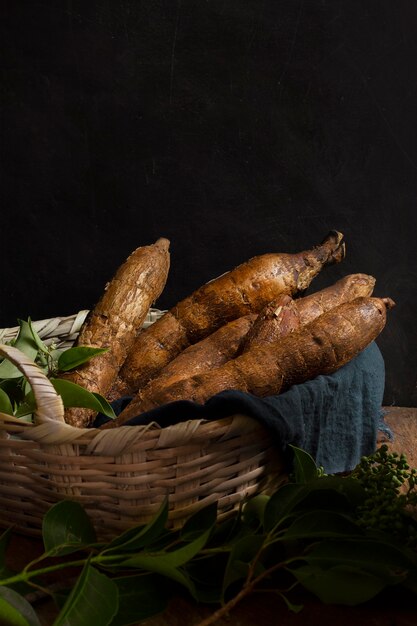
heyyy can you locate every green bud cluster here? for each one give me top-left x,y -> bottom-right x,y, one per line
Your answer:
351,445 -> 417,548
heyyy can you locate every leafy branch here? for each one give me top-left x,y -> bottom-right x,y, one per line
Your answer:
0,445 -> 416,625
0,318 -> 115,420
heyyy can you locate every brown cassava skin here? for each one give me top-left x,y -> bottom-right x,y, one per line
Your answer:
109,314 -> 257,411
107,298 -> 299,423
105,312 -> 190,402
106,296 -> 393,427
296,272 -> 376,325
239,294 -> 301,353
117,231 -> 346,396
104,273 -> 375,425
154,314 -> 258,384
62,238 -> 170,427
108,294 -> 301,403
242,273 -> 376,350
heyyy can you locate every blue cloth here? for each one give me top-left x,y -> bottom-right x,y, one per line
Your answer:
94,342 -> 390,474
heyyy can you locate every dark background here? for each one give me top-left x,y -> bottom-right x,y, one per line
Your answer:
1,1 -> 416,406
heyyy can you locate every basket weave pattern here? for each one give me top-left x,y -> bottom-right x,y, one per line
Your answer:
0,310 -> 284,539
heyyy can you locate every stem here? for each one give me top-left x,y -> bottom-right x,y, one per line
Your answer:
193,560 -> 291,626
25,577 -> 80,604
22,550 -> 52,575
0,553 -> 123,587
0,559 -> 87,587
196,546 -> 233,556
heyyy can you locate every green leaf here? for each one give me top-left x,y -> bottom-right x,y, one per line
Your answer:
0,321 -> 38,379
121,526 -> 213,598
104,499 -> 169,554
263,483 -> 307,532
125,557 -> 194,596
290,445 -> 319,483
263,476 -> 366,534
13,320 -> 39,359
43,500 -> 97,556
207,510 -> 249,549
0,378 -> 21,394
290,533 -> 417,605
282,510 -> 363,540
241,494 -> 270,528
90,393 -> 116,419
0,388 -> 13,415
50,379 -> 116,419
0,586 -> 41,626
53,561 -> 118,626
13,389 -> 36,419
305,476 -> 366,508
222,534 -> 265,598
27,319 -> 50,356
290,537 -> 416,603
185,553 -> 228,604
180,502 -> 217,541
110,574 -> 170,625
0,379 -> 28,418
288,487 -> 358,516
302,537 -> 416,576
364,530 -> 417,592
57,347 -> 108,372
293,563 -> 392,605
277,591 -> 304,613
123,526 -> 213,570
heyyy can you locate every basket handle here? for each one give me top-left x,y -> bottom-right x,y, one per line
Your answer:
0,344 -> 65,424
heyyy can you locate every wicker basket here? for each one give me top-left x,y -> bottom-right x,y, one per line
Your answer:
0,310 -> 285,540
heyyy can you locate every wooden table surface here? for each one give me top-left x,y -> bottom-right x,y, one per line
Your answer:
5,407 -> 417,626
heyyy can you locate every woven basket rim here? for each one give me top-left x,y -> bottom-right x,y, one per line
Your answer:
0,307 -> 167,343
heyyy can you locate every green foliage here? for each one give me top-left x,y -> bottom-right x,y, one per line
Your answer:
53,559 -> 119,626
42,501 -> 98,556
103,498 -> 169,555
289,444 -> 320,483
351,444 -> 417,547
50,379 -> 115,419
110,574 -> 170,625
0,586 -> 41,626
0,388 -> 13,415
56,347 -> 108,372
0,318 -> 115,421
0,320 -> 39,379
0,445 -> 416,625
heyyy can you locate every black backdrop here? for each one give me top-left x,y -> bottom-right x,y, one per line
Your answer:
1,1 -> 417,406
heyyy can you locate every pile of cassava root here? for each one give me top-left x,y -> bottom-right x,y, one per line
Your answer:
58,233 -> 395,429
